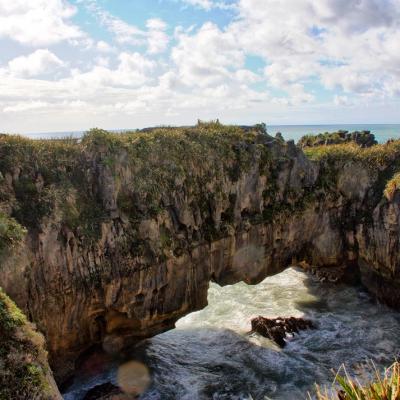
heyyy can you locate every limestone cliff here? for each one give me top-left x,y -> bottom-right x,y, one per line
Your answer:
0,123 -> 399,383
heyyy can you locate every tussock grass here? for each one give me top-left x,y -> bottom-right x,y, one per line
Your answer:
312,362 -> 400,400
0,122 -> 273,242
0,212 -> 26,256
304,140 -> 400,169
0,288 -> 56,399
384,173 -> 400,201
299,130 -> 376,149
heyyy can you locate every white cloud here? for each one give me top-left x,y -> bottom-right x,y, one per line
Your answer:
146,18 -> 169,54
82,1 -> 169,54
98,10 -> 144,46
0,0 -> 84,46
229,0 -> 400,101
96,40 -> 114,53
3,100 -> 49,113
171,22 -> 246,87
63,52 -> 156,92
1,0 -> 400,132
146,18 -> 167,31
7,49 -> 64,78
334,95 -> 352,106
179,0 -> 236,10
181,0 -> 215,10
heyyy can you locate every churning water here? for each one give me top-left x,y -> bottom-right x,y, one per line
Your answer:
63,268 -> 400,400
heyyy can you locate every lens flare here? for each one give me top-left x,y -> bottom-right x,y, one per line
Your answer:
117,361 -> 150,395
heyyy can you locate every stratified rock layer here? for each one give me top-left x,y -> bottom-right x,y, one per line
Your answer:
0,124 -> 399,382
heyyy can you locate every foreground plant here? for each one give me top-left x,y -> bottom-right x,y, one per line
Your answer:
312,362 -> 400,400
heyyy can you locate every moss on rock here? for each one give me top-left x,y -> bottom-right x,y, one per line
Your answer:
384,172 -> 400,201
0,212 -> 26,258
0,288 -> 60,399
299,130 -> 377,148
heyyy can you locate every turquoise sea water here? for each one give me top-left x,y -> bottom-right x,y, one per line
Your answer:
268,124 -> 400,144
23,124 -> 400,144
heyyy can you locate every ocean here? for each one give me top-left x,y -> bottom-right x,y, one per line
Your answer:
63,268 -> 400,400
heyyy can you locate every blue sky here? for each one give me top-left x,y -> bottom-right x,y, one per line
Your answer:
0,0 -> 399,133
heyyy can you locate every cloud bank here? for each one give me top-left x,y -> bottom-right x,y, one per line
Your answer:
0,0 -> 399,132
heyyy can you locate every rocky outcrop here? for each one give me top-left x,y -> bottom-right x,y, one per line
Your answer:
298,130 -> 377,148
0,124 -> 400,384
251,316 -> 314,347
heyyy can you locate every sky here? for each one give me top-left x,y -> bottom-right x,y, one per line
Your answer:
0,0 -> 400,133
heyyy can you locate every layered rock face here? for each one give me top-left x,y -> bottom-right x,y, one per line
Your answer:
0,124 -> 399,382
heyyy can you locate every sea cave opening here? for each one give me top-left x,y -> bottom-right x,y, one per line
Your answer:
63,267 -> 400,400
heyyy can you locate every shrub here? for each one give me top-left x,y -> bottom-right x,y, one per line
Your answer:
0,212 -> 26,256
304,140 -> 400,170
384,173 -> 400,201
313,362 -> 400,400
0,288 -> 55,399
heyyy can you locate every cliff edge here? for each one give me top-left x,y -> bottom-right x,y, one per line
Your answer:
0,122 -> 399,383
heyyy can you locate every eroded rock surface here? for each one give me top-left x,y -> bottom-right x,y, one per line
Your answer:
0,124 -> 400,382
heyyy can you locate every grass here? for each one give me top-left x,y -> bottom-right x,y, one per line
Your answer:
384,173 -> 400,201
313,362 -> 400,400
300,131 -> 349,147
303,140 -> 400,169
303,140 -> 400,203
299,131 -> 377,148
0,288 -> 57,399
1,123 -> 274,245
0,212 -> 26,257
2,124 -> 400,250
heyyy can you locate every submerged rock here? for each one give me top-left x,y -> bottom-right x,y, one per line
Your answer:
83,383 -> 124,400
251,316 -> 315,347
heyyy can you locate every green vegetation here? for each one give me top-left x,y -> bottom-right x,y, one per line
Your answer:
0,288 -> 56,399
80,123 -> 271,224
0,134 -> 82,232
0,134 -> 80,181
303,140 -> 400,204
299,130 -> 377,148
304,140 -> 400,168
2,125 -> 400,250
0,212 -> 26,257
384,173 -> 400,201
313,362 -> 400,400
0,123 -> 273,246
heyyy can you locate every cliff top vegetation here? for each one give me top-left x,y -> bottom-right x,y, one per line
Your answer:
1,123 -> 400,243
303,140 -> 400,169
299,130 -> 377,148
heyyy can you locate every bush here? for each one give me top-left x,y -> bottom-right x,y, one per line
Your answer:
0,212 -> 26,256
313,362 -> 400,400
304,140 -> 400,170
0,288 -> 56,399
384,173 -> 400,201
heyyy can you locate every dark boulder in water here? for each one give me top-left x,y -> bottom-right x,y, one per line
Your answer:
251,316 -> 315,347
83,382 -> 123,400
